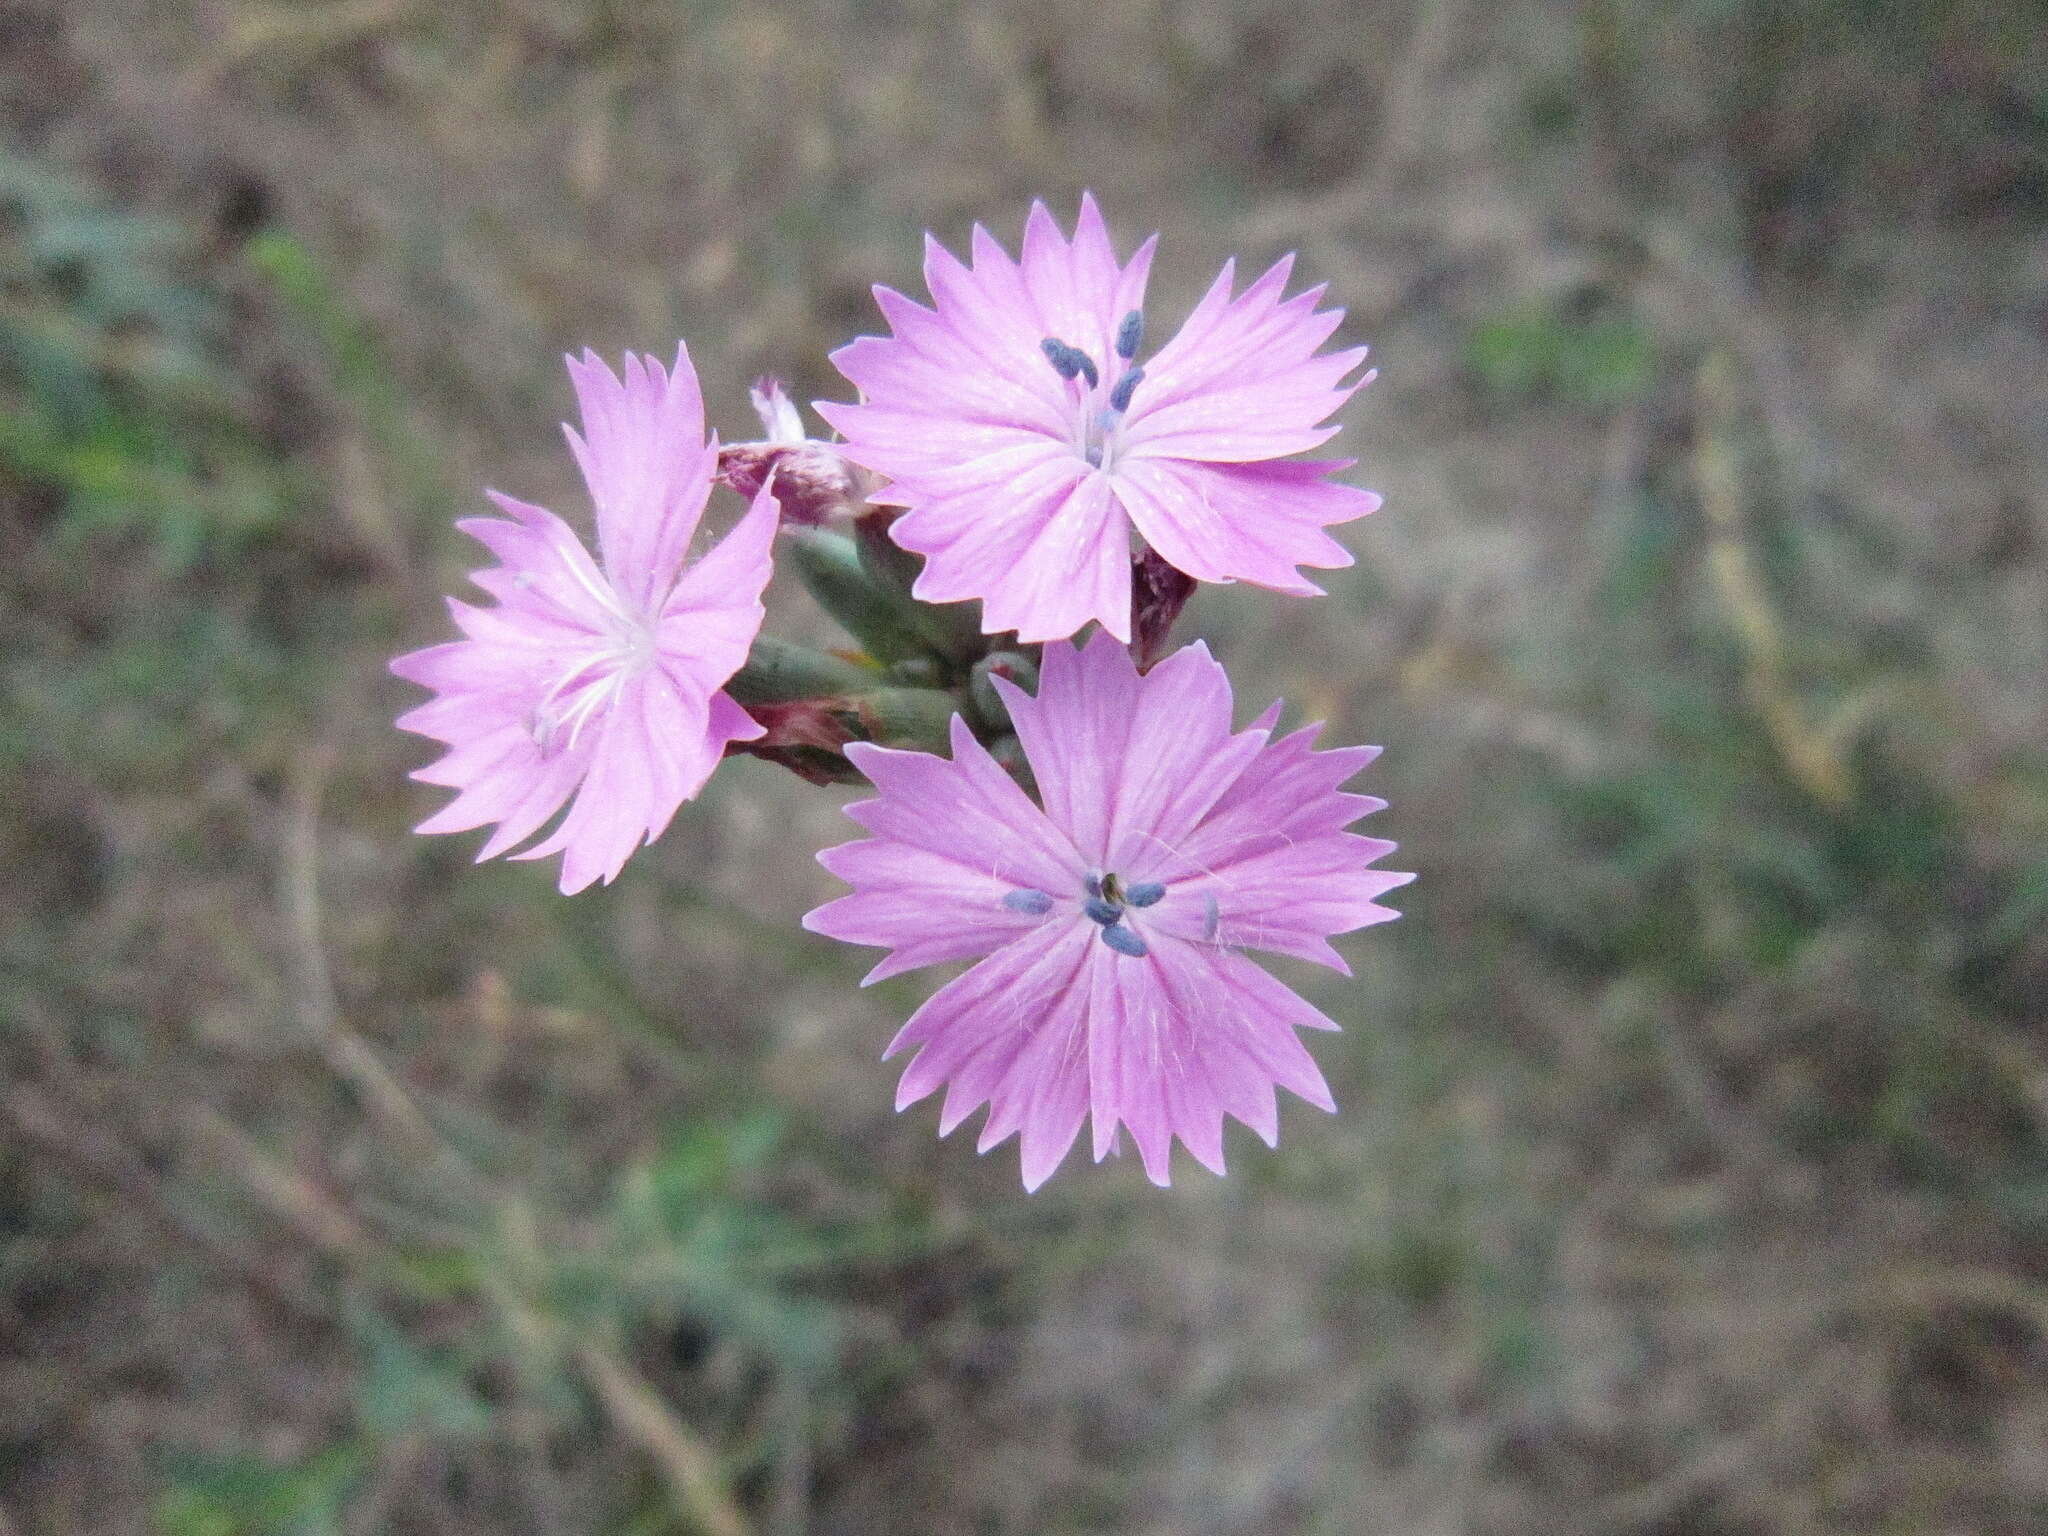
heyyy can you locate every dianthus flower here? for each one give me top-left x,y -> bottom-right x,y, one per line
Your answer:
804,633 -> 1410,1189
392,347 -> 777,894
820,194 -> 1381,643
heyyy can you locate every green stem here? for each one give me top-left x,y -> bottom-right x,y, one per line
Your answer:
783,527 -> 937,666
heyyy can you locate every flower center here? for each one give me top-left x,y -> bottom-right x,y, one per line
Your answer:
1082,871 -> 1164,957
1041,309 -> 1146,472
528,620 -> 657,758
1000,870 -> 1167,958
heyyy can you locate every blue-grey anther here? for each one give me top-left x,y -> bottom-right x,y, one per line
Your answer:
1004,888 -> 1054,915
1123,881 -> 1165,908
1082,896 -> 1122,927
1040,337 -> 1100,389
1084,874 -> 1104,898
1040,337 -> 1081,379
1107,367 -> 1144,414
1100,924 -> 1149,958
1115,310 -> 1144,360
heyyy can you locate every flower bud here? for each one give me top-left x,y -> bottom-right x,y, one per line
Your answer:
716,441 -> 857,528
725,635 -> 876,706
1131,546 -> 1196,670
968,651 -> 1038,731
715,376 -> 859,527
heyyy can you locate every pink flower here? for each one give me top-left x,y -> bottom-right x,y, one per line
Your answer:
819,193 -> 1381,644
803,633 -> 1411,1190
392,347 -> 777,894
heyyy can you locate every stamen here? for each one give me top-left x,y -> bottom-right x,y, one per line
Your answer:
1040,337 -> 1080,379
529,649 -> 635,757
1115,310 -> 1144,360
1124,881 -> 1164,908
552,678 -> 616,752
1003,888 -> 1054,915
1100,924 -> 1149,958
1084,874 -> 1104,898
1039,336 -> 1099,389
1107,367 -> 1144,414
1082,897 -> 1122,927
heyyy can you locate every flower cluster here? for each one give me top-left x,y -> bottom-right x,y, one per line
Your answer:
393,196 -> 1410,1189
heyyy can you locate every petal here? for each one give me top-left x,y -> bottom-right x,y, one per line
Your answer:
561,346 -> 716,609
1149,938 -> 1337,1126
391,636 -> 556,723
442,591 -> 596,657
844,722 -> 1079,882
657,479 -> 779,685
401,674 -> 598,869
1143,836 -> 1411,969
806,714 -> 1091,979
881,921 -> 1097,1191
706,690 -> 764,749
892,457 -> 1133,643
928,232 -> 1057,389
510,666 -> 715,893
1084,947 -> 1178,1182
1115,457 -> 1377,595
410,722 -> 564,831
410,716 -> 547,792
750,377 -> 806,441
990,635 -> 1268,870
804,845 -> 1052,985
1069,933 -> 1343,1184
1179,722 -> 1387,866
1119,252 -> 1371,464
462,493 -> 623,636
473,747 -> 591,862
834,270 -> 1068,436
815,401 -> 1059,482
1131,257 -> 1318,408
394,688 -> 518,746
1020,196 -> 1120,371
1119,356 -> 1369,463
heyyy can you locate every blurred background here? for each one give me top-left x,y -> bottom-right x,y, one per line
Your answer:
3,1 -> 2045,1531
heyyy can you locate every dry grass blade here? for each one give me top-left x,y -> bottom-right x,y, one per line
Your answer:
575,1345 -> 755,1536
187,0 -> 415,89
1694,351 -> 1854,810
282,744 -> 449,1157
